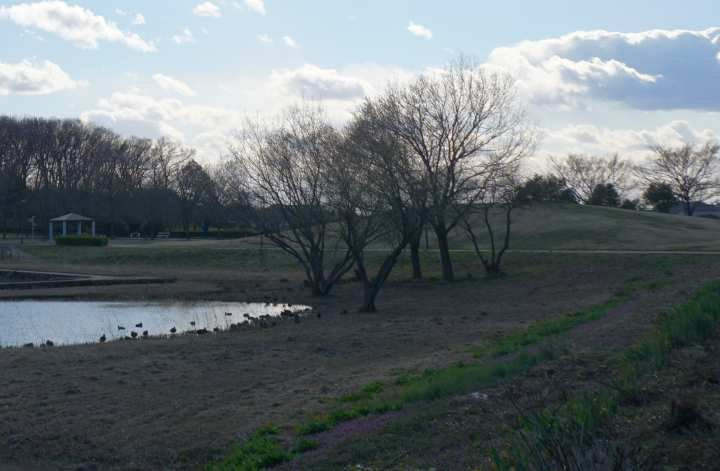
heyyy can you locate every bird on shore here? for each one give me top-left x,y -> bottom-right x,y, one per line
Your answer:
190,321 -> 196,327
170,327 -> 177,334
99,334 -> 106,343
225,312 -> 233,317
45,340 -> 54,347
142,330 -> 149,338
135,323 -> 143,328
131,331 -> 138,339
117,325 -> 126,331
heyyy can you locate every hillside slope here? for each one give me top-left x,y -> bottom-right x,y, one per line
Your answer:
450,203 -> 720,251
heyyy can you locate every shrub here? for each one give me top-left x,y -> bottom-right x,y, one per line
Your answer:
54,235 -> 109,247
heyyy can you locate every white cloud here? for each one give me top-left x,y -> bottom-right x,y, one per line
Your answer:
132,13 -> 145,25
0,1 -> 156,52
193,2 -> 221,18
257,33 -> 272,44
0,59 -> 85,95
540,120 -> 720,165
153,73 -> 196,97
487,28 -> 720,110
270,64 -> 369,101
283,35 -> 298,48
81,90 -> 244,161
244,0 -> 266,15
173,28 -> 195,44
407,21 -> 432,40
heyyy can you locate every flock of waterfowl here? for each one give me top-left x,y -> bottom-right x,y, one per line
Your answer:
18,303 -> 312,349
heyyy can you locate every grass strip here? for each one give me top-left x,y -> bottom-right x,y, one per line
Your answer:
207,282 -> 662,469
491,280 -> 720,469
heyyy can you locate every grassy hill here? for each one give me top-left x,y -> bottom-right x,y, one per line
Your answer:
449,203 -> 720,251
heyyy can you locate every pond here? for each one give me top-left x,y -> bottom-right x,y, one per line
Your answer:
0,300 -> 310,347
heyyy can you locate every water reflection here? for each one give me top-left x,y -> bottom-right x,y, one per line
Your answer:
0,300 -> 309,347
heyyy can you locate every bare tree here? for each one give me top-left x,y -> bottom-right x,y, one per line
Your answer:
229,105 -> 354,296
174,158 -> 217,238
377,58 -> 533,281
461,165 -> 521,276
328,101 -> 427,312
637,142 -> 720,216
550,154 -> 633,203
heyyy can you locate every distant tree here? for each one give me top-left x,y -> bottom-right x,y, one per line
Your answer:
637,142 -> 720,216
643,182 -> 677,213
461,167 -> 521,276
516,174 -> 576,204
550,154 -> 633,203
174,158 -> 217,238
588,183 -> 621,207
619,199 -> 639,210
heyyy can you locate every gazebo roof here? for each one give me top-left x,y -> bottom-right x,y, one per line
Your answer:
50,213 -> 94,222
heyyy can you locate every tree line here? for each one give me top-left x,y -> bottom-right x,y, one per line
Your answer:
0,116 -> 222,239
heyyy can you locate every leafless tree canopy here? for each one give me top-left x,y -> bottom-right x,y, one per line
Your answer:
550,154 -> 634,203
637,142 -> 720,215
228,105 -> 353,296
329,101 -> 427,311
375,58 -> 535,281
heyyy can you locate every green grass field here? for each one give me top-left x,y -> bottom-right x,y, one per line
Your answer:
450,203 -> 720,251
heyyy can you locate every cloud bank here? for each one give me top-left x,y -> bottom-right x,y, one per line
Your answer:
488,28 -> 720,110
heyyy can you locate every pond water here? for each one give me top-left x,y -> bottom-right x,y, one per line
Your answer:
0,300 -> 309,347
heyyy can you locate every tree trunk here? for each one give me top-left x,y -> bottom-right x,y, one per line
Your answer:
359,281 -> 378,313
435,228 -> 454,282
685,200 -> 694,216
409,230 -> 422,280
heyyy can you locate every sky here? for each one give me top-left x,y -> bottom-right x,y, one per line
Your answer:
1,0 -> 719,167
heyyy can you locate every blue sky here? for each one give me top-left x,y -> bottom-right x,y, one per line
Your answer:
1,0 -> 719,165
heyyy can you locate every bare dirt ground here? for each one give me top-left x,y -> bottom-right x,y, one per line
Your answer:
0,253 -> 718,470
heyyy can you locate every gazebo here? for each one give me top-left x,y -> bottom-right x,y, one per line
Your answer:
49,213 -> 96,240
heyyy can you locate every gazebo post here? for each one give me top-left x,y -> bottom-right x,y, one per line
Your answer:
91,221 -> 96,236
49,222 -> 53,241
77,221 -> 82,235
62,221 -> 67,236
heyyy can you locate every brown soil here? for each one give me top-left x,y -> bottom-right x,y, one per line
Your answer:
0,254 -> 717,470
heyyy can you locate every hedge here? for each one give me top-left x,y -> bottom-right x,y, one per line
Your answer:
55,235 -> 109,247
